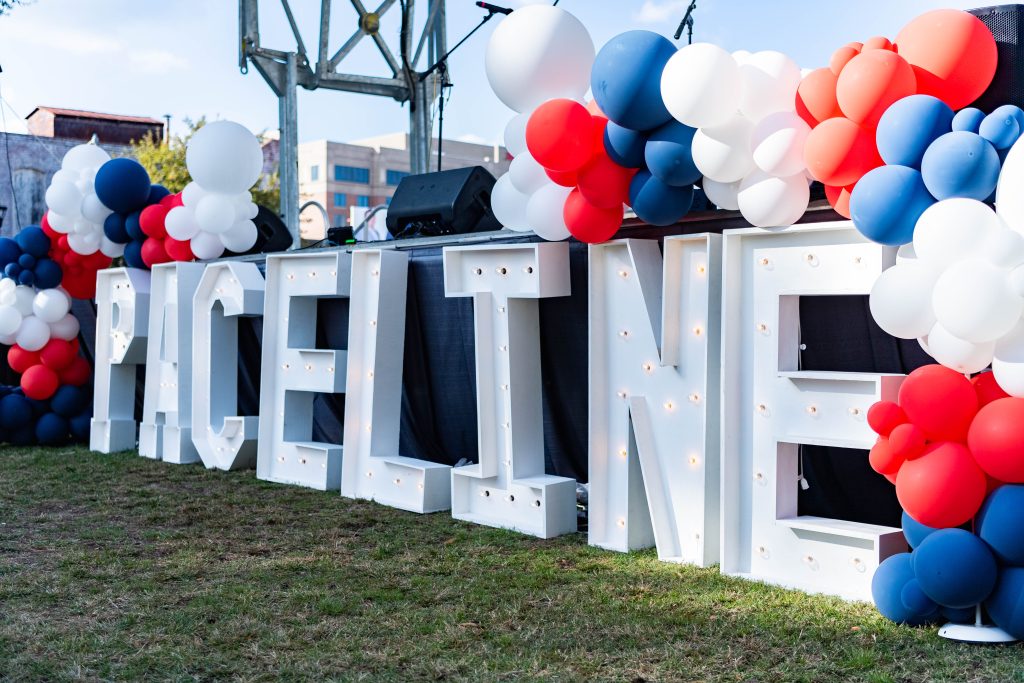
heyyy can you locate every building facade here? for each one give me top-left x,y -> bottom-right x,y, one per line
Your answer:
297,133 -> 509,240
26,107 -> 164,146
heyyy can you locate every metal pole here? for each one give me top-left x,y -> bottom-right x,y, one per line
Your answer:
280,52 -> 300,247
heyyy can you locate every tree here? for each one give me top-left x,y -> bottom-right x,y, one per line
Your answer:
0,1 -> 31,16
131,117 -> 281,214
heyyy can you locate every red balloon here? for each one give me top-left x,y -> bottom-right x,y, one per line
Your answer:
61,271 -> 96,300
141,238 -> 171,268
896,441 -> 987,528
39,339 -> 77,371
6,345 -> 39,374
41,212 -> 59,239
889,422 -> 926,461
164,237 -> 195,262
803,117 -> 882,187
896,9 -> 998,110
58,235 -> 70,252
898,365 -> 978,442
526,99 -> 596,173
795,68 -> 841,127
829,44 -> 861,76
824,183 -> 854,219
563,188 -> 623,244
973,371 -> 1010,408
139,204 -> 170,239
84,252 -> 112,270
967,397 -> 1024,483
59,356 -> 91,387
160,192 -> 185,208
21,364 -> 59,400
867,400 -> 907,437
836,50 -> 917,128
546,168 -> 579,187
863,36 -> 894,51
869,436 -> 903,476
577,152 -> 635,209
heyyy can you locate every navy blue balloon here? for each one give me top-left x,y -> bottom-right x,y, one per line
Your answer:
629,171 -> 694,226
9,423 -> 36,446
0,237 -> 19,266
35,413 -> 68,445
94,158 -> 151,213
914,529 -> 997,609
978,485 -> 1024,566
876,95 -> 954,169
921,131 -> 1001,201
26,397 -> 49,417
645,120 -> 700,187
103,213 -> 131,244
125,211 -> 145,241
979,105 -> 1024,150
872,553 -> 938,625
33,258 -> 62,290
952,107 -> 985,133
17,253 -> 35,270
123,239 -> 146,269
17,270 -> 34,287
900,578 -> 939,616
0,394 -> 32,430
69,409 -> 91,440
4,263 -> 20,279
850,165 -> 935,246
940,605 -> 976,624
987,567 -> 1024,639
902,511 -> 940,550
51,385 -> 86,418
591,30 -> 675,131
15,226 -> 50,258
604,122 -> 647,169
147,184 -> 171,204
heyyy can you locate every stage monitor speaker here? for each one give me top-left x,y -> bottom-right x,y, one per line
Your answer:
223,204 -> 293,257
971,5 -> 1024,112
385,166 -> 501,238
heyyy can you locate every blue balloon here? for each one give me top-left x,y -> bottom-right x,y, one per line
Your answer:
17,270 -> 34,287
940,605 -> 977,624
628,171 -> 694,226
0,393 -> 32,430
952,107 -> 985,133
979,105 -> 1024,150
17,253 -> 35,270
125,211 -> 145,241
644,119 -> 700,187
69,409 -> 91,441
33,258 -> 62,290
94,158 -> 151,214
872,553 -> 938,625
849,165 -> 935,246
914,529 -> 997,609
35,413 -> 68,445
51,385 -> 86,418
123,239 -> 146,269
0,237 -> 20,266
876,95 -> 954,169
591,30 -> 675,131
4,263 -> 20,279
901,578 -> 939,616
921,131 -> 1001,201
987,567 -> 1024,639
103,213 -> 131,244
978,485 -> 1024,566
15,226 -> 50,257
902,511 -> 940,550
26,397 -> 49,417
9,423 -> 36,446
147,184 -> 171,204
604,122 -> 647,169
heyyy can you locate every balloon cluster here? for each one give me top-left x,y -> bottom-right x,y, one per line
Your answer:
0,383 -> 91,446
41,215 -> 111,299
0,226 -> 63,289
868,367 -> 1024,637
800,10 -> 998,220
43,143 -> 119,258
164,121 -> 263,260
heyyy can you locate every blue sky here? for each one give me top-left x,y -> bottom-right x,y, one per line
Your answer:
0,0 -> 978,147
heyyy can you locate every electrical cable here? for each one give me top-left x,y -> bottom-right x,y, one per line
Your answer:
0,81 -> 19,226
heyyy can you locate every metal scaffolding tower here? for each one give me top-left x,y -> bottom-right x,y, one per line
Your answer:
239,0 -> 447,245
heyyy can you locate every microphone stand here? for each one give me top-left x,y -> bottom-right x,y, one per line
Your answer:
674,1 -> 696,43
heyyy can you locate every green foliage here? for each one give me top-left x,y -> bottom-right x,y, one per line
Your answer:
0,0 -> 31,16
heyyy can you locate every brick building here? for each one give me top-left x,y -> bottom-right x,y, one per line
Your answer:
26,107 -> 164,146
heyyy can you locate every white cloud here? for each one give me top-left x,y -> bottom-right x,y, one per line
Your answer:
634,0 -> 690,24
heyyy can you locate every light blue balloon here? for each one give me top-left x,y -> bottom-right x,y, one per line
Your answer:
628,171 -> 693,226
876,95 -> 954,169
591,31 -> 675,131
644,119 -> 700,187
979,105 -> 1024,150
849,165 -> 935,246
921,131 -> 1001,201
951,108 -> 985,133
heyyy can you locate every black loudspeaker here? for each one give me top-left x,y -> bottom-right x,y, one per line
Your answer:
223,204 -> 293,257
385,166 -> 501,238
970,5 -> 1024,111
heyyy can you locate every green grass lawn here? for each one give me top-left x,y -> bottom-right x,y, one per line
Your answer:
1,447 -> 1022,682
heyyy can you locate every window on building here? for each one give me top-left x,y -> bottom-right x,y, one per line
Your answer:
356,195 -> 371,207
333,192 -> 346,208
310,165 -> 320,181
333,213 -> 345,227
334,165 -> 370,183
386,169 -> 409,186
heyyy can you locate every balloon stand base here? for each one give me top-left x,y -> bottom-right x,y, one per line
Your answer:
938,622 -> 1018,644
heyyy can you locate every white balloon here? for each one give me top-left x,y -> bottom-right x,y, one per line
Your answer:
751,111 -> 810,177
926,322 -> 995,374
190,231 -> 225,260
194,194 -> 237,235
869,262 -> 939,338
49,312 -> 80,342
661,43 -> 741,129
731,49 -> 753,65
491,174 -> 531,231
1010,264 -> 1024,297
504,113 -> 530,157
738,51 -> 802,123
12,285 -> 35,316
692,114 -> 755,183
32,289 -> 71,324
186,121 -> 264,194
509,151 -> 549,195
702,177 -> 741,211
81,192 -> 112,224
0,332 -> 15,346
46,211 -> 74,233
52,168 -> 79,187
72,218 -> 92,235
67,231 -> 100,255
484,6 -> 594,113
181,181 -> 207,207
100,236 -> 126,258
914,199 -> 1002,268
165,206 -> 201,241
997,134 -> 1024,234
15,315 -> 50,352
61,143 -> 110,172
981,227 -> 1024,269
932,258 -> 1023,343
526,182 -> 572,241
45,180 -> 82,217
220,220 -> 257,253
993,319 -> 1024,397
736,170 -> 809,228
0,306 -> 22,336
230,192 -> 256,221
